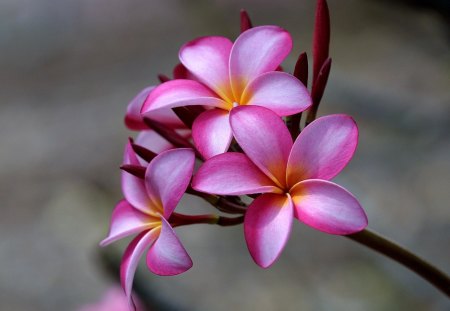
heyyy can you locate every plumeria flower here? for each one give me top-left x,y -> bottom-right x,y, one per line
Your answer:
100,142 -> 195,307
192,105 -> 368,268
141,26 -> 312,159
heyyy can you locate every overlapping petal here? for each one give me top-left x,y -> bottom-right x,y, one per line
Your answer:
125,86 -> 184,129
244,193 -> 293,268
192,152 -> 280,195
120,229 -> 160,306
100,200 -> 154,247
141,80 -> 228,115
147,217 -> 193,276
287,114 -> 358,186
125,86 -> 154,130
192,109 -> 233,159
230,105 -> 292,188
145,148 -> 195,218
230,26 -> 292,98
290,179 -> 367,235
180,36 -> 234,102
241,71 -> 312,116
122,142 -> 155,214
135,130 -> 174,158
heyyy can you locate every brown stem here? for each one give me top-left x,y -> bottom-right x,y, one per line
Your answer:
170,212 -> 244,227
347,229 -> 450,296
186,187 -> 246,214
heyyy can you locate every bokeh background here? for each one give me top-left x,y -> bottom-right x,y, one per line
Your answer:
1,0 -> 449,310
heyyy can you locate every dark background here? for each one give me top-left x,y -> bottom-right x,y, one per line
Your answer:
1,0 -> 449,310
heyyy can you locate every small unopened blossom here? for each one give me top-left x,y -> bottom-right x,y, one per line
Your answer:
142,26 -> 312,159
101,142 -> 195,307
192,105 -> 367,267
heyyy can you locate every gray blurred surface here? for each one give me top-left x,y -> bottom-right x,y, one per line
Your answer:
0,0 -> 449,310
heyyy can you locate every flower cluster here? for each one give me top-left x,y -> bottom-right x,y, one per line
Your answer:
101,3 -> 368,309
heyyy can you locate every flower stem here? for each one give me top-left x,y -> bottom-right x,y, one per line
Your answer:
195,192 -> 450,296
170,212 -> 244,227
186,187 -> 247,214
347,228 -> 450,296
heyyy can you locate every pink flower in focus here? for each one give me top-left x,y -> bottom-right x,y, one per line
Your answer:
77,286 -> 143,311
101,143 -> 195,307
142,26 -> 312,159
192,106 -> 368,268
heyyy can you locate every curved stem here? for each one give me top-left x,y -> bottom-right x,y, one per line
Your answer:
347,229 -> 450,296
188,187 -> 450,296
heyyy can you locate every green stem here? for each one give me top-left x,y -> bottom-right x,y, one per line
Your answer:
347,229 -> 450,296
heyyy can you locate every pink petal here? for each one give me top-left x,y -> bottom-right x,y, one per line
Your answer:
192,109 -> 233,159
229,26 -> 292,99
146,217 -> 192,276
244,193 -> 293,268
125,87 -> 154,130
230,105 -> 292,188
145,108 -> 186,129
141,80 -> 229,115
120,229 -> 159,306
242,71 -> 312,116
290,179 -> 368,235
192,152 -> 280,195
122,141 -> 155,214
125,86 -> 184,130
287,114 -> 358,187
145,148 -> 195,218
179,36 -> 234,102
135,130 -> 174,157
100,200 -> 154,247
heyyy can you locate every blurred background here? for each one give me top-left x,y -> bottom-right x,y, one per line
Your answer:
1,0 -> 449,310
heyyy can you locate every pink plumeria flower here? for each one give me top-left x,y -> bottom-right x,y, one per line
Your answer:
192,106 -> 368,268
101,142 -> 195,307
141,26 -> 312,159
